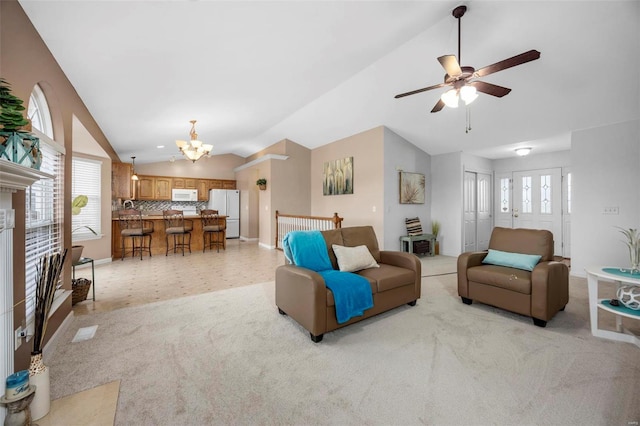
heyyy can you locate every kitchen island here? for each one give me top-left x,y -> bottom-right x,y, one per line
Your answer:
112,215 -> 227,258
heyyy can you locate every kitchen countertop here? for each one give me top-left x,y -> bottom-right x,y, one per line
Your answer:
112,213 -> 226,220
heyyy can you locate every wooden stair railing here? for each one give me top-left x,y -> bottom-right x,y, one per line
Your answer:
275,210 -> 343,250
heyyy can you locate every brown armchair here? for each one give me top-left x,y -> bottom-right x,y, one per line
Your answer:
457,227 -> 569,327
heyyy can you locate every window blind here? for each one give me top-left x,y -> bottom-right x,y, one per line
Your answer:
25,140 -> 64,322
72,157 -> 101,240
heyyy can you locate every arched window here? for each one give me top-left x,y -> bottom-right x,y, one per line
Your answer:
28,84 -> 53,138
25,84 -> 63,324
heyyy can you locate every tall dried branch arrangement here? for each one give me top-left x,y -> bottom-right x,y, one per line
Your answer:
32,249 -> 67,354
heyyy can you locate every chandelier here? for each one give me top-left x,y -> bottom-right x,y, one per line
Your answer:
175,120 -> 213,163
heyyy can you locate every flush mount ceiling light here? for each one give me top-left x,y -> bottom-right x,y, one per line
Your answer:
131,156 -> 139,181
515,147 -> 532,156
175,120 -> 213,163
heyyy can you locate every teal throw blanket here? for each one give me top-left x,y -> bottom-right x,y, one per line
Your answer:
282,230 -> 373,324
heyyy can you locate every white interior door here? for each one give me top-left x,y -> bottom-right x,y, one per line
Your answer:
477,172 -> 492,250
562,169 -> 571,258
463,171 -> 493,252
463,171 -> 477,252
512,168 -> 562,255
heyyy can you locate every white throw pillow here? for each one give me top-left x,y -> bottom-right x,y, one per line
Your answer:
332,244 -> 380,272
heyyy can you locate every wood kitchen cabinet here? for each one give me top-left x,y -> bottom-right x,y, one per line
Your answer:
138,175 -> 172,200
197,180 -> 209,201
173,178 -> 196,189
155,177 -> 172,200
137,176 -> 155,200
222,180 -> 236,189
134,175 -> 236,200
209,180 -> 223,190
112,162 -> 132,199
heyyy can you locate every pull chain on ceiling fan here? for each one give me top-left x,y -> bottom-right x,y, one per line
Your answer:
395,5 -> 541,114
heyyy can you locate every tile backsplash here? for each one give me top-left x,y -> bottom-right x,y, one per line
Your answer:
114,200 -> 207,213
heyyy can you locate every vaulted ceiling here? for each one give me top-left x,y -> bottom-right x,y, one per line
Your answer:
19,1 -> 640,163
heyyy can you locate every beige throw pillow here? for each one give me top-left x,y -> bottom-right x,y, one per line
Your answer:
332,244 -> 380,272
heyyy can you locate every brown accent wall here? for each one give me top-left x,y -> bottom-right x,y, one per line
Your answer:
311,126 -> 385,245
1,0 -> 118,370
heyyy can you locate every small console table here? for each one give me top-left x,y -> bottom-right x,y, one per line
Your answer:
72,257 -> 96,302
399,234 -> 436,257
585,266 -> 640,348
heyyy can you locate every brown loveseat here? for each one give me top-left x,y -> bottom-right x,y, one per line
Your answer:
457,227 -> 569,327
276,226 -> 421,342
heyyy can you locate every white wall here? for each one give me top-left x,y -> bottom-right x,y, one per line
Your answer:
571,120 -> 640,277
431,152 -> 463,256
493,150 -> 571,173
383,127 -> 431,250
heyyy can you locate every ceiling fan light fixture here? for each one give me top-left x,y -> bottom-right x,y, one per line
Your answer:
175,120 -> 212,163
515,147 -> 532,156
460,85 -> 478,105
441,89 -> 459,108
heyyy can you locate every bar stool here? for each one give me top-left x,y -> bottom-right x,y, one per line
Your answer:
118,209 -> 154,260
163,209 -> 193,256
201,209 -> 226,253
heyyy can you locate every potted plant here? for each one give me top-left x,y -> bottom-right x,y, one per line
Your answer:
71,195 -> 97,263
431,220 -> 441,255
256,178 -> 267,190
0,78 -> 42,169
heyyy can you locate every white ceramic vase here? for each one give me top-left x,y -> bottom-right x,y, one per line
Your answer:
28,352 -> 51,421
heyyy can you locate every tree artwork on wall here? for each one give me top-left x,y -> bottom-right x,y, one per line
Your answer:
399,172 -> 425,204
323,157 -> 353,195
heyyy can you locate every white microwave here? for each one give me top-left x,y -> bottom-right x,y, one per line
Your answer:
171,189 -> 198,202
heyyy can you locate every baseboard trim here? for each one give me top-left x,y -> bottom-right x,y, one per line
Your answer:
240,236 -> 259,242
259,242 -> 275,249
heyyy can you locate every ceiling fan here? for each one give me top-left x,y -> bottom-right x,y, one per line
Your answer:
395,5 -> 540,113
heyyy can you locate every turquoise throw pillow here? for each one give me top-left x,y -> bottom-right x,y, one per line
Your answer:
482,249 -> 542,272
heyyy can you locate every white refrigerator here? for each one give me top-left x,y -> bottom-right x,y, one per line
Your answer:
207,189 -> 240,238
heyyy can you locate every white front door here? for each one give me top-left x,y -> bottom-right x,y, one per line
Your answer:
512,168 -> 563,255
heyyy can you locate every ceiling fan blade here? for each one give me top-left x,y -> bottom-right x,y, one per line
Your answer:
437,55 -> 462,77
430,99 -> 445,113
395,82 -> 448,99
469,81 -> 512,97
474,50 -> 541,78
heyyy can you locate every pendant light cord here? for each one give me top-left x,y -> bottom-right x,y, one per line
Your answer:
465,106 -> 472,133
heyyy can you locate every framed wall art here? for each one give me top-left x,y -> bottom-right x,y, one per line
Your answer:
399,172 -> 425,204
323,157 -> 353,196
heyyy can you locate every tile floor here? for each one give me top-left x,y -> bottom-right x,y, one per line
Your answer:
72,239 -> 285,315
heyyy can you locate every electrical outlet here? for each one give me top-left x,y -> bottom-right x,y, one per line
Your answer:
602,206 -> 619,215
15,327 -> 25,349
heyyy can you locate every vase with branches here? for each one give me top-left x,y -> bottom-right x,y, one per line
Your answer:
29,249 -> 67,420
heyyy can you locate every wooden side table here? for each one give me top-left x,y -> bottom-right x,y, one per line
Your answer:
72,257 -> 95,301
399,234 -> 436,256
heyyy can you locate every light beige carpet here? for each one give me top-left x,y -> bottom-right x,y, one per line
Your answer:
420,255 -> 457,277
48,274 -> 639,426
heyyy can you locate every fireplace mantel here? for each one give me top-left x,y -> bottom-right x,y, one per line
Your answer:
0,159 -> 53,192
